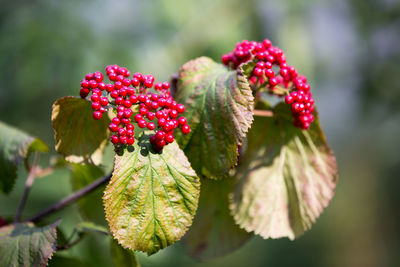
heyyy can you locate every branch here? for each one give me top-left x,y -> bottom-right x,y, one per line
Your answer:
26,173 -> 112,223
14,153 -> 40,223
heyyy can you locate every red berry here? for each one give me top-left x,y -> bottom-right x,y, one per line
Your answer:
124,109 -> 133,118
285,95 -> 294,104
156,139 -> 166,147
138,119 -> 147,128
100,97 -> 109,106
131,77 -> 140,86
162,82 -> 170,89
119,136 -> 127,145
91,94 -> 100,102
91,102 -> 101,110
85,73 -> 94,80
111,135 -> 119,144
112,118 -> 120,125
129,95 -> 138,103
126,124 -> 134,130
110,90 -> 119,99
127,137 -> 135,145
93,111 -> 102,120
165,134 -> 174,143
118,128 -> 126,136
147,112 -> 155,120
134,114 -> 143,122
89,80 -> 98,89
156,131 -> 166,140
181,124 -> 190,134
80,88 -> 90,98
124,99 -> 132,108
157,118 -> 166,126
109,123 -> 118,132
121,118 -> 130,125
176,104 -> 185,113
147,122 -> 156,130
115,97 -> 124,105
178,117 -> 187,125
81,80 -> 90,88
170,109 -> 178,118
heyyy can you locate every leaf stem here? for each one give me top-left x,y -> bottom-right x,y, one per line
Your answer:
253,109 -> 274,117
14,152 -> 40,223
26,173 -> 112,223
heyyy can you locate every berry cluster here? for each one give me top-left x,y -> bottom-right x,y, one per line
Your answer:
221,39 -> 315,129
79,65 -> 190,151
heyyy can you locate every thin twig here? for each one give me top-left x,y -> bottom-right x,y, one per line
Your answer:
57,233 -> 86,251
26,173 -> 112,223
253,109 -> 274,117
14,153 -> 40,223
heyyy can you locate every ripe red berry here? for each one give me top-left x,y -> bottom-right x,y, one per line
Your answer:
176,104 -> 185,113
109,123 -> 118,132
100,97 -> 109,106
91,94 -> 100,102
93,111 -> 102,120
165,134 -> 174,143
111,135 -> 119,144
178,117 -> 187,125
181,124 -> 190,134
147,122 -> 156,130
91,102 -> 101,110
127,137 -> 135,145
138,119 -> 147,128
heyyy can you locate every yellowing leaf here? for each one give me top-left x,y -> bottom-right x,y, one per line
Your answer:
230,103 -> 338,239
52,96 -> 110,165
175,57 -> 254,179
103,133 -> 200,255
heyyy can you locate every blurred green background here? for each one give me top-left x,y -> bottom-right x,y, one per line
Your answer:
1,0 -> 400,266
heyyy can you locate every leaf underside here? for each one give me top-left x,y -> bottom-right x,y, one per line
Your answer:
0,121 -> 48,194
183,178 -> 251,260
175,57 -> 254,179
230,103 -> 338,240
51,96 -> 110,165
103,133 -> 200,255
0,221 -> 59,267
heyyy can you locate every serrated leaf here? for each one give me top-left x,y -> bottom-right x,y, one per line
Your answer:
0,220 -> 59,267
69,162 -> 107,224
0,121 -> 48,194
110,238 -> 140,267
175,57 -> 254,179
183,178 -> 251,260
230,103 -> 338,240
103,133 -> 200,255
52,96 -> 110,165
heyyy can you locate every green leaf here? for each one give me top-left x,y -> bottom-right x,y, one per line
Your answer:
110,238 -> 140,267
175,57 -> 254,179
69,162 -> 107,224
51,96 -> 110,165
230,103 -> 338,239
0,121 -> 48,194
103,133 -> 200,255
183,178 -> 251,260
0,221 -> 59,267
74,221 -> 109,235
